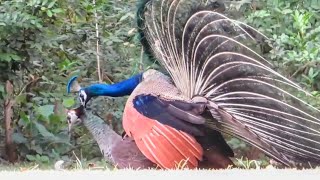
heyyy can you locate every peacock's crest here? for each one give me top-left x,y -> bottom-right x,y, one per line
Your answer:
66,76 -> 82,94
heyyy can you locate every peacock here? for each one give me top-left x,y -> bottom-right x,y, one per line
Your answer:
67,0 -> 320,169
66,105 -> 156,169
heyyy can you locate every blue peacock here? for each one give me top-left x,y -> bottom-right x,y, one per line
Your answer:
67,0 -> 320,169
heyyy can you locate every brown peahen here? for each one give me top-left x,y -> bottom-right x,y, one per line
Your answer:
67,0 -> 320,169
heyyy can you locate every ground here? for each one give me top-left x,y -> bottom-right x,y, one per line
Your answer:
1,168 -> 320,179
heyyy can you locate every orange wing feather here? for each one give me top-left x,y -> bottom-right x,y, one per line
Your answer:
123,100 -> 203,169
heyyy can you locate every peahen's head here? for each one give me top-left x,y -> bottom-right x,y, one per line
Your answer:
66,105 -> 85,134
67,73 -> 143,108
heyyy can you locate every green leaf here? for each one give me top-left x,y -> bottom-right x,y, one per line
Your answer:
48,1 -> 56,8
35,22 -> 43,29
40,155 -> 49,162
26,155 -> 36,161
0,54 -> 11,62
52,8 -> 63,13
37,105 -> 54,119
13,132 -> 28,144
309,67 -> 314,77
33,145 -> 43,154
49,114 -> 61,124
282,9 -> 292,14
18,111 -> 30,126
47,10 -> 53,17
63,98 -> 75,108
34,121 -> 55,139
10,54 -> 21,61
15,94 -> 27,103
42,0 -> 48,6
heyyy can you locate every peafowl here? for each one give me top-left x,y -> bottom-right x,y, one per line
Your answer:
66,105 -> 156,169
67,103 -> 234,169
67,0 -> 320,169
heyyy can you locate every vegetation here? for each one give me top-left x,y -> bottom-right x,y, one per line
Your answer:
0,0 -> 319,170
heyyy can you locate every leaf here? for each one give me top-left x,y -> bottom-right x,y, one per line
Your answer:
37,105 -> 54,119
26,155 -> 36,161
18,111 -> 30,126
52,8 -> 63,14
15,94 -> 27,103
48,1 -> 56,8
47,10 -> 53,17
13,132 -> 28,144
63,98 -> 75,108
0,54 -> 12,62
282,9 -> 293,14
309,67 -> 314,77
42,0 -> 48,6
34,121 -> 56,139
35,22 -> 43,29
40,155 -> 49,162
34,145 -> 43,154
49,114 -> 62,124
10,54 -> 21,61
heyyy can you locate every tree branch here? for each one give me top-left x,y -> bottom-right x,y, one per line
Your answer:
4,80 -> 17,163
93,0 -> 102,83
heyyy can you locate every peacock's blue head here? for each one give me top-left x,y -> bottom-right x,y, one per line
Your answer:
78,84 -> 115,108
78,88 -> 89,107
67,73 -> 143,108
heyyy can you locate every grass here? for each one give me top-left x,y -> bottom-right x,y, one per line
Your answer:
0,168 -> 320,180
1,158 -> 320,180
1,155 -> 320,180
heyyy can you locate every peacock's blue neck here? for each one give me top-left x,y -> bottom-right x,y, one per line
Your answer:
84,73 -> 143,97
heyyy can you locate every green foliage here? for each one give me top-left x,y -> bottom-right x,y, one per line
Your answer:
244,0 -> 320,92
0,0 -> 319,168
0,0 -> 149,165
26,154 -> 50,164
